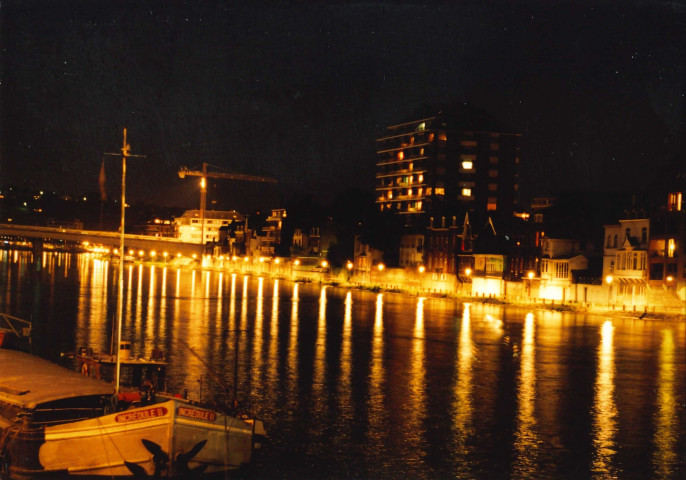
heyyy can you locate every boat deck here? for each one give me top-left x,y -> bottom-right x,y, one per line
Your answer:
0,349 -> 114,409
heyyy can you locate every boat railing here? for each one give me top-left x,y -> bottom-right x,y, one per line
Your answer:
0,313 -> 32,339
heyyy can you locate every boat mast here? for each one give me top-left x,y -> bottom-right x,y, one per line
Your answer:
106,128 -> 144,393
114,129 -> 128,393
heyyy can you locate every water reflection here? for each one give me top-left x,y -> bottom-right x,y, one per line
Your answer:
592,320 -> 618,479
653,328 -> 677,478
367,294 -> 386,450
2,252 -> 685,480
404,297 -> 426,464
287,283 -> 299,403
512,312 -> 538,478
453,303 -> 474,464
313,286 -> 327,391
338,291 -> 353,418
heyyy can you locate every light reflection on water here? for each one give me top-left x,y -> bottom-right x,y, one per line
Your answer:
512,312 -> 539,478
0,251 -> 685,479
592,320 -> 618,479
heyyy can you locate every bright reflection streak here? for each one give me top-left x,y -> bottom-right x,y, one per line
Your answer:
229,274 -> 237,332
453,303 -> 474,464
287,283 -> 300,403
161,267 -> 167,298
512,312 -> 538,478
653,329 -> 677,477
175,268 -> 180,297
312,286 -> 326,398
338,291 -> 353,415
125,265 -> 134,331
158,267 -> 168,344
591,320 -> 618,479
368,293 -> 386,446
252,277 -> 265,382
404,296 -> 426,463
191,270 -> 197,297
134,264 -> 143,336
238,276 -> 249,389
267,280 -> 280,385
146,265 -> 156,353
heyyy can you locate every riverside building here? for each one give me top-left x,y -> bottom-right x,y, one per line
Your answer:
375,108 -> 522,228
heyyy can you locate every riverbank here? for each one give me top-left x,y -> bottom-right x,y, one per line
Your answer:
132,256 -> 686,322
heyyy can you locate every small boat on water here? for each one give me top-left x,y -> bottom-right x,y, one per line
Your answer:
0,347 -> 267,479
66,341 -> 167,393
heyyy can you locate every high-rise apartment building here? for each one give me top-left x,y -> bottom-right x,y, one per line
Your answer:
375,111 -> 521,227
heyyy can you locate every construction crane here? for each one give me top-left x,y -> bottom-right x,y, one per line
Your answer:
178,162 -> 277,248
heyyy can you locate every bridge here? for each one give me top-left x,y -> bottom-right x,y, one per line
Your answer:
0,223 -> 203,257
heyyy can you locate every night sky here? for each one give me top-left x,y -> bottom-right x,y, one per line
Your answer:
1,1 -> 684,210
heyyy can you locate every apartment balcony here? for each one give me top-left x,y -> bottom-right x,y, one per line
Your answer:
376,157 -> 428,168
613,268 -> 648,280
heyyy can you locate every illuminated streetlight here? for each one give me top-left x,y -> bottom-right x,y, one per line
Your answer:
418,265 -> 425,273
465,267 -> 472,277
527,270 -> 534,300
377,263 -> 385,271
606,275 -> 613,308
321,260 -> 328,268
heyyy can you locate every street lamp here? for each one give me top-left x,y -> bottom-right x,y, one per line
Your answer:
346,260 -> 353,282
527,271 -> 534,301
606,275 -> 613,308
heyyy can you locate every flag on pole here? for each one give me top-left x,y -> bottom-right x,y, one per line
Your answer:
98,158 -> 107,201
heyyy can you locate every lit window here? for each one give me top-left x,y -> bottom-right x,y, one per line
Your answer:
461,160 -> 473,170
668,192 -> 682,211
418,174 -> 423,182
397,151 -> 404,160
461,188 -> 471,197
487,198 -> 497,211
408,189 -> 413,196
418,188 -> 423,196
417,122 -> 426,131
417,201 -> 422,210
387,191 -> 393,199
435,188 -> 445,195
668,239 -> 676,258
438,132 -> 447,141
428,133 -> 435,142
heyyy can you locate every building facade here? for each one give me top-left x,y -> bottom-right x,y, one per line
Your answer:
375,112 -> 521,227
174,209 -> 243,244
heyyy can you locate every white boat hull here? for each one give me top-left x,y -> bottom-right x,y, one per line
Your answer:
38,399 -> 261,477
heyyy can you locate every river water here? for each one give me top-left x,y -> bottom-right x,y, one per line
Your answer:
1,250 -> 685,479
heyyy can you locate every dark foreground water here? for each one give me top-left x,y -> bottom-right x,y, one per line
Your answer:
1,250 -> 685,479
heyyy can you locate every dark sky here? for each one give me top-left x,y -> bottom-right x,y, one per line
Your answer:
1,1 -> 684,210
